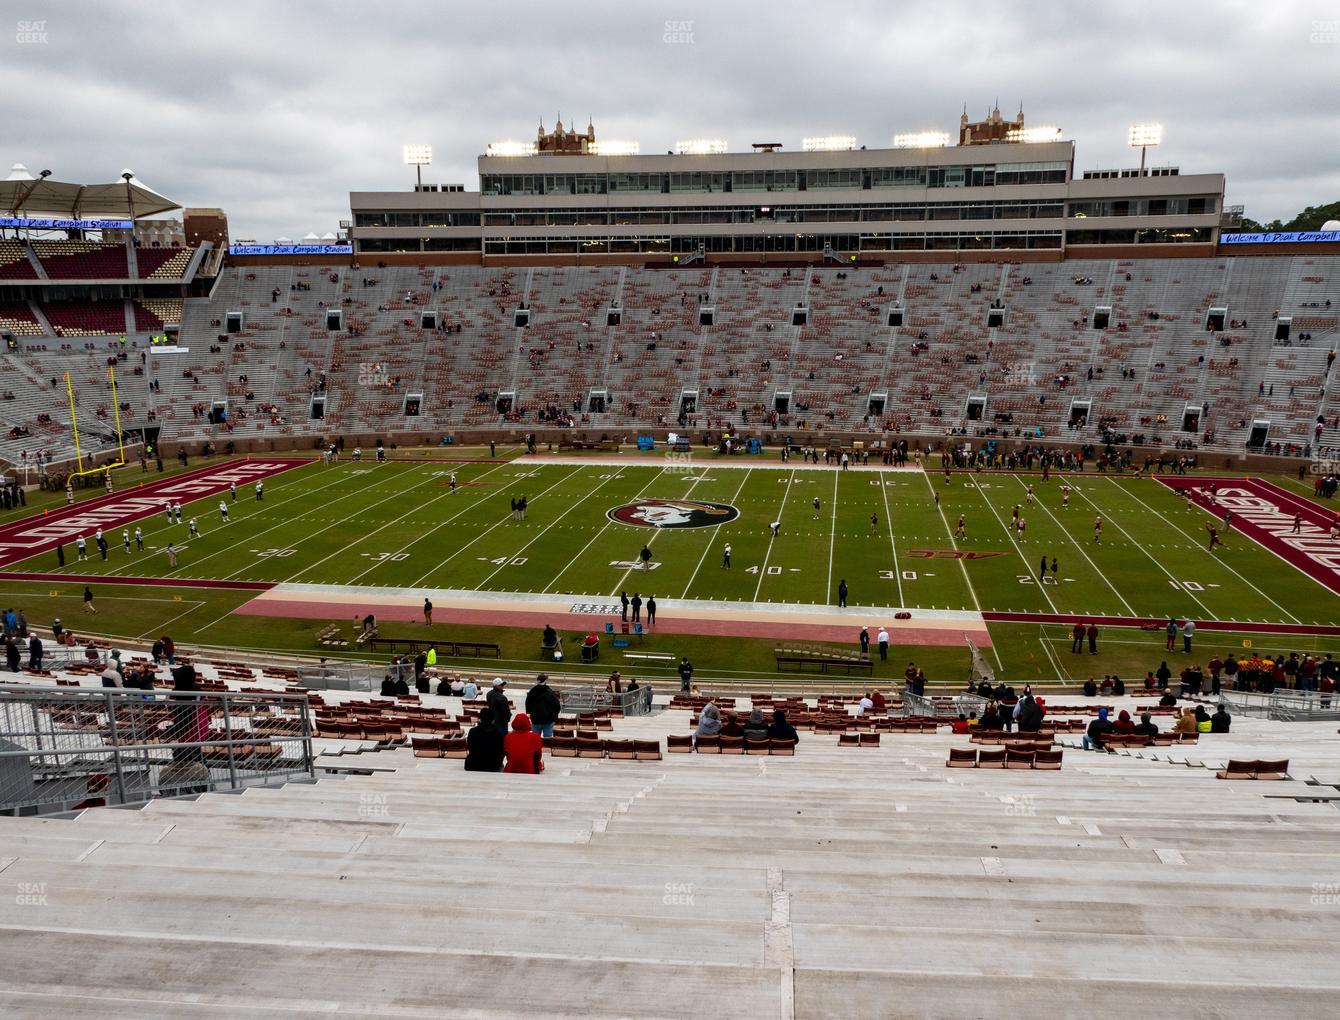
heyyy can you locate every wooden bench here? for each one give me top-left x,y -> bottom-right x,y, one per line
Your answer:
775,655 -> 872,675
367,638 -> 501,658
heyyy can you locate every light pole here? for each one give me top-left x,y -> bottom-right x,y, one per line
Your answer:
1128,124 -> 1163,177
403,145 -> 432,190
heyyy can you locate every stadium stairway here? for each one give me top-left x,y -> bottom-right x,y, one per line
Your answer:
2,689 -> 1339,1017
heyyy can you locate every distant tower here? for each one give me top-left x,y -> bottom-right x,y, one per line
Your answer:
960,102 -> 1026,145
536,114 -> 596,154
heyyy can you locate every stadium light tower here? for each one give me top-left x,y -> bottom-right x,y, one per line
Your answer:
1128,123 -> 1163,177
403,145 -> 432,190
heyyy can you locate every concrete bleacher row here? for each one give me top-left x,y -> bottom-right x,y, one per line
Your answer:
2,655 -> 1340,1015
3,255 -> 1338,466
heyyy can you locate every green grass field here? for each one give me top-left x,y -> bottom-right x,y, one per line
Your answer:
8,451 -> 1340,686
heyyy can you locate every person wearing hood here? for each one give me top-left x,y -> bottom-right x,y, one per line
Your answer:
694,703 -> 722,746
1113,709 -> 1136,734
742,709 -> 769,740
465,707 -> 504,772
1133,712 -> 1160,737
1194,704 -> 1212,733
1210,703 -> 1232,733
503,713 -> 544,774
978,701 -> 1003,730
1084,707 -> 1115,751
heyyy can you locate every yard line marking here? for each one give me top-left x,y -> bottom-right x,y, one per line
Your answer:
1110,477 -> 1303,624
475,468 -> 619,588
404,465 -> 583,588
877,470 -> 905,607
284,460 -> 521,587
541,467 -> 669,596
968,477 -> 1059,614
825,470 -> 839,604
680,468 -> 753,599
134,599 -> 205,639
920,470 -> 1002,670
754,469 -> 797,602
97,461 -> 350,578
1013,476 -> 1135,616
1069,481 -> 1214,618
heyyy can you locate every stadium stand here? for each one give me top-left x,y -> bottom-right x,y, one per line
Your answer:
2,255 -> 1338,466
30,239 -> 130,279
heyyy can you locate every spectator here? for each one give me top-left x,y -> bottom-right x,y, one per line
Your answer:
719,710 -> 744,737
768,710 -> 799,744
856,692 -> 874,716
694,703 -> 722,745
461,677 -> 478,700
525,674 -> 561,738
464,708 -> 504,772
870,689 -> 887,713
1082,676 -> 1097,697
1113,709 -> 1136,734
742,709 -> 769,740
1084,708 -> 1115,751
951,713 -> 972,735
1182,619 -> 1196,654
1173,707 -> 1198,734
978,701 -> 1003,730
678,656 -> 694,691
1210,703 -> 1232,733
1194,705 -> 1213,733
503,713 -> 544,774
486,678 -> 511,732
4,636 -> 20,673
26,633 -> 42,671
1133,712 -> 1160,737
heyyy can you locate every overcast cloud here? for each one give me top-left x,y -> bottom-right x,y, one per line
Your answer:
3,0 -> 1337,239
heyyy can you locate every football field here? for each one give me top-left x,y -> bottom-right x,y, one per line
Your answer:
14,453 -> 1339,626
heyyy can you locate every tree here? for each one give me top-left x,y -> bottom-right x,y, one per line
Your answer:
1237,201 -> 1339,233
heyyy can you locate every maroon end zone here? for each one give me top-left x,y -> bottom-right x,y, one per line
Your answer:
1156,475 -> 1340,595
0,458 -> 312,568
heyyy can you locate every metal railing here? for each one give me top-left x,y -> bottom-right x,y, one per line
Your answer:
560,685 -> 655,716
0,684 -> 314,815
1221,689 -> 1340,722
901,689 -> 989,719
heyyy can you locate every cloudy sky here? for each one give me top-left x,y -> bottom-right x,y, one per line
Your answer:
3,0 -> 1336,239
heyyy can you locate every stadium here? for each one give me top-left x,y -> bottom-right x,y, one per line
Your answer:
2,5 -> 1340,1017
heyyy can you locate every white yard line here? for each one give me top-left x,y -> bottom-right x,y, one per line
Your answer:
404,465 -> 582,588
1013,476 -> 1136,616
753,469 -> 797,602
878,472 -> 906,607
540,467 -> 669,596
825,470 -> 839,604
679,468 -> 753,599
605,470 -> 709,597
968,476 -> 1060,614
274,460 -> 518,587
102,462 -> 356,578
134,600 -> 205,639
1114,477 -> 1303,623
474,468 -> 617,588
1068,481 -> 1214,618
920,470 -> 1002,670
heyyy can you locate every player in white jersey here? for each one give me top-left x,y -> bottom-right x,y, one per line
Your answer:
1061,483 -> 1071,508
76,536 -> 87,560
188,518 -> 199,539
1093,515 -> 1103,543
219,501 -> 230,522
1026,483 -> 1034,505
122,530 -> 130,554
134,527 -> 143,551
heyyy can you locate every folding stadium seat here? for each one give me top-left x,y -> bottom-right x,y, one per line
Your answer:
632,739 -> 662,761
575,738 -> 606,759
666,734 -> 694,753
947,748 -> 977,768
838,733 -> 860,747
412,738 -> 441,758
718,735 -> 744,755
695,735 -> 720,754
576,728 -> 599,740
440,738 -> 468,759
1254,759 -> 1290,780
548,736 -> 577,757
1033,750 -> 1064,770
1216,759 -> 1257,780
1006,749 -> 1036,770
976,749 -> 1007,769
768,738 -> 796,756
745,736 -> 771,756
604,740 -> 636,760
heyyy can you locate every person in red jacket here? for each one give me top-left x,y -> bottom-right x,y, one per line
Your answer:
870,689 -> 887,713
503,713 -> 544,774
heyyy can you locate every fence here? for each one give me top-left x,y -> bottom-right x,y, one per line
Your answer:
902,689 -> 989,719
0,684 -> 314,815
1221,689 -> 1340,722
560,685 -> 655,716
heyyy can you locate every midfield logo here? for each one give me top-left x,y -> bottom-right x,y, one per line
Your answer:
607,500 -> 740,529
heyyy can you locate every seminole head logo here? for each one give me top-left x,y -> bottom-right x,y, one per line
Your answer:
608,499 -> 740,529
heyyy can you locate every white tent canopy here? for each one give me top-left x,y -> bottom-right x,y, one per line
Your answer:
1,163 -> 180,219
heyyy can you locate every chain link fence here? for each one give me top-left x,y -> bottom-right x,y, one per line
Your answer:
0,684 -> 314,815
